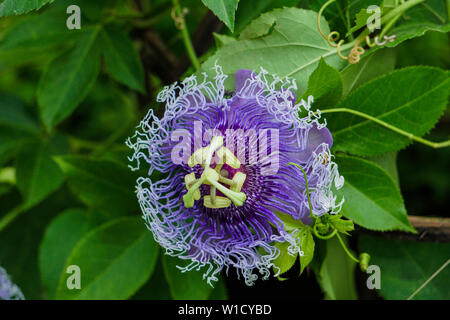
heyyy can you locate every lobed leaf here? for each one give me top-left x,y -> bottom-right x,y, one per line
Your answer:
39,208 -> 106,298
56,217 -> 159,299
327,66 -> 450,156
317,236 -> 357,300
335,155 -> 414,232
100,25 -> 145,93
201,8 -> 348,95
54,155 -> 139,217
359,234 -> 450,300
15,135 -> 68,208
38,27 -> 101,130
301,57 -> 343,108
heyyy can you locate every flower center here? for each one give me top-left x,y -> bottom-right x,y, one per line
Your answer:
183,136 -> 247,209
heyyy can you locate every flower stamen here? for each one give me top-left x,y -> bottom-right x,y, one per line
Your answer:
183,136 -> 247,209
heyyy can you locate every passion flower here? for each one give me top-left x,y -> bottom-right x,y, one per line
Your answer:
0,266 -> 24,300
126,65 -> 344,286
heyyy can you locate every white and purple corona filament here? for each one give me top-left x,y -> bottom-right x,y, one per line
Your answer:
0,267 -> 24,300
126,66 -> 344,286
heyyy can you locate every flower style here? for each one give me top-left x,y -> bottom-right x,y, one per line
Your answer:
126,65 -> 344,286
0,266 -> 24,300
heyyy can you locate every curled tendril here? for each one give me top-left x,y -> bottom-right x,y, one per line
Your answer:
347,38 -> 365,64
171,5 -> 189,30
317,0 -> 397,64
313,224 -> 337,239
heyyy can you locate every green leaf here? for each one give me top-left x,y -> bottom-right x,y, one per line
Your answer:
208,278 -> 229,300
359,234 -> 450,300
347,3 -> 387,36
162,255 -> 213,300
276,211 -> 307,231
318,236 -> 357,300
327,66 -> 450,156
100,25 -> 145,93
0,94 -> 39,135
131,255 -> 172,300
348,8 -> 374,35
301,58 -> 343,108
56,216 -> 159,299
39,208 -> 106,299
383,0 -> 450,49
0,7 -> 79,65
15,135 -> 68,208
0,187 -> 74,299
234,0 -> 300,34
396,31 -> 450,69
347,0 -> 382,18
328,214 -> 355,235
0,94 -> 40,165
38,27 -> 101,130
340,48 -> 396,95
0,167 -> 15,184
54,155 -> 139,217
299,227 -> 315,275
274,213 -> 315,276
201,0 -> 240,32
274,241 -> 298,276
213,32 -> 236,48
366,152 -> 399,185
335,155 -> 415,232
0,0 -> 54,17
308,235 -> 327,275
201,8 -> 347,95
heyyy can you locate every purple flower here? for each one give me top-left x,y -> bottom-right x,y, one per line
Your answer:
127,66 -> 344,286
0,267 -> 24,300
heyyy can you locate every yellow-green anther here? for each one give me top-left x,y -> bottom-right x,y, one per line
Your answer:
183,136 -> 247,209
206,177 -> 246,207
203,196 -> 231,208
219,176 -> 235,186
231,172 -> 246,192
214,163 -> 224,174
185,173 -> 200,200
210,186 -> 216,204
183,175 -> 205,208
216,147 -> 240,169
188,147 -> 206,167
204,167 -> 219,181
204,136 -> 223,167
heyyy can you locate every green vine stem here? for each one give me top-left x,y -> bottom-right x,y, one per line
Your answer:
380,0 -> 426,26
313,226 -> 337,239
335,232 -> 360,264
379,13 -> 402,39
171,0 -> 200,71
320,108 -> 450,149
407,258 -> 450,300
287,162 -> 313,217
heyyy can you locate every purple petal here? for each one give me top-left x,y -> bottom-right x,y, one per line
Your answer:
235,69 -> 256,92
296,124 -> 333,163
